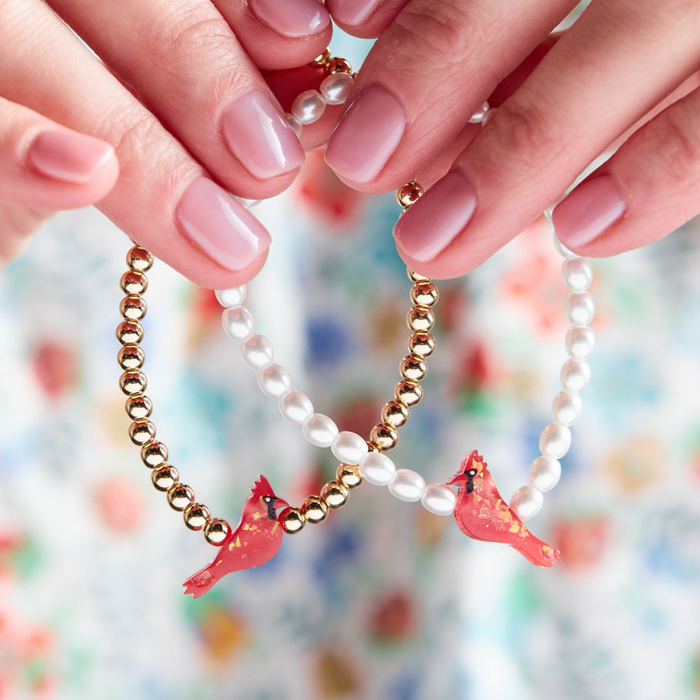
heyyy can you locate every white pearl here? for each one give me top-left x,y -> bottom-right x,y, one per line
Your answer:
359,452 -> 396,486
302,413 -> 338,448
286,112 -> 303,138
421,483 -> 457,516
565,292 -> 595,325
553,233 -> 576,258
257,364 -> 291,399
222,306 -> 254,341
566,325 -> 595,360
481,106 -> 496,126
291,89 -> 326,125
331,431 -> 368,465
240,334 -> 273,370
510,485 -> 544,521
529,456 -> 561,492
279,390 -> 313,425
215,286 -> 247,308
468,101 -> 490,123
551,390 -> 582,426
320,72 -> 354,105
539,422 -> 572,460
560,358 -> 591,393
562,257 -> 593,292
389,469 -> 426,502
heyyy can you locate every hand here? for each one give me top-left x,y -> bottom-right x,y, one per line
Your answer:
324,0 -> 700,276
0,0 -> 335,287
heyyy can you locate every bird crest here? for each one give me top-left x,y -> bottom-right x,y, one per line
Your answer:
248,475 -> 275,500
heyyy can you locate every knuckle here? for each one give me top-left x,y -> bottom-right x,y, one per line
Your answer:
645,104 -> 700,184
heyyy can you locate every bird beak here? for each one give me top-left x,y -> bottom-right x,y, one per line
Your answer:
446,472 -> 461,486
273,497 -> 289,511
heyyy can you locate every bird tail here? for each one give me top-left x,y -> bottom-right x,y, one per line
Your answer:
183,563 -> 219,598
511,535 -> 561,568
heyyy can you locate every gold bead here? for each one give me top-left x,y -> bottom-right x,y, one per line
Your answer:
396,181 -> 424,208
320,480 -> 349,508
407,268 -> 430,283
152,464 -> 179,491
116,320 -> 144,345
409,332 -> 436,357
407,305 -> 435,333
141,441 -> 168,468
129,420 -> 155,446
400,354 -> 428,382
314,48 -> 332,64
327,56 -> 352,74
120,270 -> 148,295
125,394 -> 152,420
204,518 -> 230,545
119,370 -> 147,396
337,463 -> 363,489
411,281 -> 439,306
167,484 -> 194,511
183,503 -> 211,531
119,295 -> 147,321
280,507 -> 305,534
395,379 -> 423,407
370,423 -> 399,451
117,344 -> 145,371
301,496 -> 328,523
126,246 -> 154,272
381,400 -> 409,428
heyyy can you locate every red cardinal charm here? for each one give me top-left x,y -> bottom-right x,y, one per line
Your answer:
447,451 -> 560,567
183,476 -> 289,598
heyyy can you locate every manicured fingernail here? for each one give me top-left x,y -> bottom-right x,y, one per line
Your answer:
249,0 -> 330,37
325,84 -> 406,184
222,91 -> 304,179
394,170 -> 477,262
552,174 -> 627,247
326,0 -> 382,26
176,177 -> 271,271
27,130 -> 114,184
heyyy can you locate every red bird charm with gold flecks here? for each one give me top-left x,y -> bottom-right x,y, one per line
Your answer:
183,476 -> 289,598
447,451 -> 560,566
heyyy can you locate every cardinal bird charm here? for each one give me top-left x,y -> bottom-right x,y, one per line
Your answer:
447,451 -> 560,567
183,476 -> 289,598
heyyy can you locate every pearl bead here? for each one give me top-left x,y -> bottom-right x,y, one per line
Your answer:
560,358 -> 591,393
468,101 -> 490,123
388,469 -> 426,502
215,286 -> 247,308
421,483 -> 457,516
553,233 -> 576,258
565,292 -> 595,325
510,485 -> 543,521
562,257 -> 593,292
566,324 -> 595,360
222,306 -> 254,341
539,422 -> 572,459
257,363 -> 291,399
279,390 -> 313,425
320,72 -> 354,105
359,452 -> 396,486
240,334 -> 274,369
551,390 -> 582,426
302,413 -> 339,448
529,456 -> 561,492
331,431 -> 368,465
286,112 -> 303,138
291,89 -> 326,125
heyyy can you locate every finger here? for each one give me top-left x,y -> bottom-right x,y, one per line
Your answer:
0,0 -> 270,288
50,0 -> 305,200
552,86 -> 700,257
325,0 -> 409,38
325,0 -> 576,191
0,202 -> 52,268
393,0 -> 700,277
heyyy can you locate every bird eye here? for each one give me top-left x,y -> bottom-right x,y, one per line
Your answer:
263,496 -> 271,502
469,469 -> 478,477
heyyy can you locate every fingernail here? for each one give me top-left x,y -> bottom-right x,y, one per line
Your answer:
176,177 -> 271,271
552,174 -> 627,247
325,84 -> 406,184
222,91 -> 304,179
394,170 -> 477,262
27,130 -> 114,184
326,0 -> 382,26
249,0 -> 330,37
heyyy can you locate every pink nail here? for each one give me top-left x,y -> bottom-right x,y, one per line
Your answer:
552,174 -> 627,248
27,130 -> 114,184
249,0 -> 330,37
325,84 -> 406,184
326,0 -> 382,26
222,91 -> 304,179
176,178 -> 271,271
394,170 -> 477,262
